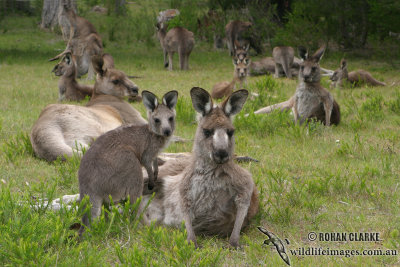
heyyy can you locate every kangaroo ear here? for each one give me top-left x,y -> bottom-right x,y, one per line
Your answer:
142,90 -> 158,111
232,58 -> 238,66
222,89 -> 248,117
312,46 -> 325,62
340,58 -> 347,69
92,55 -> 106,76
64,52 -> 72,65
190,87 -> 213,116
298,46 -> 308,60
162,90 -> 178,110
244,43 -> 250,52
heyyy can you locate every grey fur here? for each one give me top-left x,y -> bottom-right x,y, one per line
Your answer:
78,90 -> 178,236
273,46 -> 295,78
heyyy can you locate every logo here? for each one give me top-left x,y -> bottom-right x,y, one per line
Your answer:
258,226 -> 291,266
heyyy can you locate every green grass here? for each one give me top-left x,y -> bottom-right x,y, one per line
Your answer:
0,14 -> 400,266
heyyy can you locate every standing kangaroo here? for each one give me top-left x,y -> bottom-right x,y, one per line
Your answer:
255,46 -> 340,126
52,52 -> 93,102
156,22 -> 195,71
211,58 -> 250,99
78,90 -> 178,236
225,20 -> 252,56
30,55 -> 147,162
330,58 -> 386,88
272,46 -> 295,78
140,88 -> 259,248
50,0 -> 103,79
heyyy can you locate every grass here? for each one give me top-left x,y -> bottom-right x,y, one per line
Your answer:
0,13 -> 400,266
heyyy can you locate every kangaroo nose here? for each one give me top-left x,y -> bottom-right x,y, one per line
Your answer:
129,85 -> 138,95
163,129 -> 171,137
213,149 -> 229,164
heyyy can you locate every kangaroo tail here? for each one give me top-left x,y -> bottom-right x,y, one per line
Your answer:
254,97 -> 294,114
281,57 -> 292,78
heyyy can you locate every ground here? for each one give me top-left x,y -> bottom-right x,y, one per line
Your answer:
0,15 -> 399,266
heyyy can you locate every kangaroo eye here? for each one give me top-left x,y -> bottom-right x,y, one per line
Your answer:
227,129 -> 235,137
154,118 -> 160,123
203,129 -> 214,138
168,117 -> 174,122
112,80 -> 120,85
312,66 -> 317,71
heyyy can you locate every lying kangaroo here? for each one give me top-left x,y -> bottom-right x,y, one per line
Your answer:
211,58 -> 250,99
52,52 -> 93,102
272,46 -> 295,78
51,1 -> 103,79
225,20 -> 252,56
140,88 -> 259,248
156,22 -> 195,70
78,90 -> 178,236
330,58 -> 386,88
30,55 -> 147,162
255,46 -> 340,126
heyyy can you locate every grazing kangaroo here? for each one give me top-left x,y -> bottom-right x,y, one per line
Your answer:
156,22 -> 195,71
225,20 -> 252,56
50,0 -> 103,79
52,52 -> 93,102
255,46 -> 340,126
140,88 -> 259,248
78,90 -> 178,236
330,58 -> 386,88
211,59 -> 250,99
30,55 -> 147,162
272,46 -> 295,78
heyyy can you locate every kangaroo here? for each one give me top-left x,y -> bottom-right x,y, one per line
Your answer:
272,46 -> 295,78
233,40 -> 250,63
225,20 -> 252,56
156,22 -> 195,71
330,58 -> 386,88
255,46 -> 340,126
52,52 -> 93,102
211,59 -> 249,99
50,0 -> 103,79
140,88 -> 259,248
78,90 -> 178,236
30,55 -> 147,162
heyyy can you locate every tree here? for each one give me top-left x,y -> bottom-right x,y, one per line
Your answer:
41,0 -> 76,30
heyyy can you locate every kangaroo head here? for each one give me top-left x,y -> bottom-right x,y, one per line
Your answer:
92,55 -> 139,98
233,40 -> 250,63
190,87 -> 248,164
330,58 -> 348,82
142,90 -> 178,137
298,46 -> 325,83
52,52 -> 75,77
233,58 -> 250,79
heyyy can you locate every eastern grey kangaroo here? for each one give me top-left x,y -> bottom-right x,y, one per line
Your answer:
255,46 -> 340,126
52,52 -> 93,102
272,46 -> 295,78
156,22 -> 195,70
330,58 -> 386,88
140,88 -> 259,248
78,90 -> 178,236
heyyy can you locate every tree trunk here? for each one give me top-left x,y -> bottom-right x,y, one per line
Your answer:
41,0 -> 76,30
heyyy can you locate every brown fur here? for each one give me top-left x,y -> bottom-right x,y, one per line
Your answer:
156,23 -> 195,71
225,20 -> 252,56
272,46 -> 295,78
51,1 -> 103,79
30,55 -> 147,162
140,88 -> 259,248
330,58 -> 386,88
52,52 -> 93,102
78,90 -> 178,236
211,58 -> 249,99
